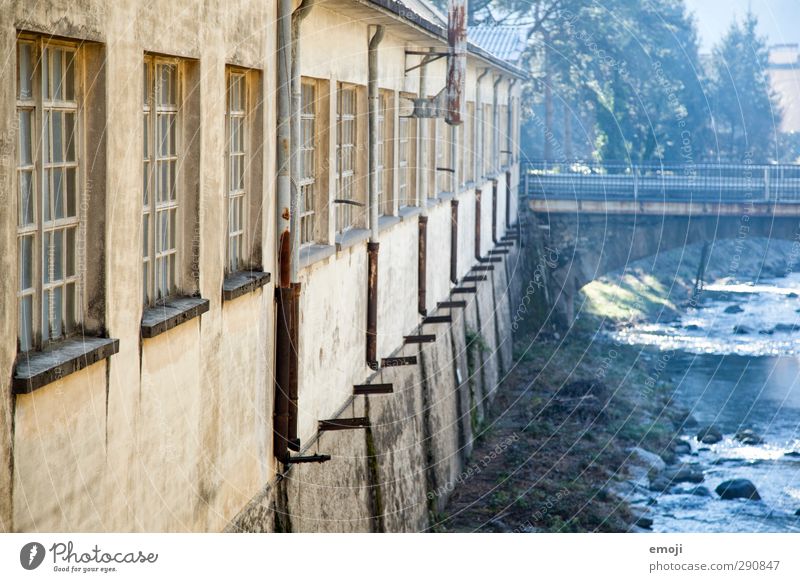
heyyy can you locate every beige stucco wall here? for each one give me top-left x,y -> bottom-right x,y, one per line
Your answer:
1,0 -> 523,533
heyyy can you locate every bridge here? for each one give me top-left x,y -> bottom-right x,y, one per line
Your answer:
522,161 -> 800,325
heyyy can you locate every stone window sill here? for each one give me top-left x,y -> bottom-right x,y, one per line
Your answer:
335,228 -> 371,252
378,214 -> 401,233
300,244 -> 336,269
223,270 -> 271,302
141,296 -> 210,339
13,336 -> 120,394
397,205 -> 422,221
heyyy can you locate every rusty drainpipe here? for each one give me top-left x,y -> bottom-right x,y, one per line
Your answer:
274,0 -> 294,463
366,25 -> 385,368
417,53 -> 433,316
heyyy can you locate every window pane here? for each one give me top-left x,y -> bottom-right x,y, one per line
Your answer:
158,211 -> 167,252
65,51 -> 75,101
169,209 -> 176,249
143,61 -> 149,106
19,295 -> 33,352
65,282 -> 76,332
143,263 -> 149,304
43,111 -> 50,164
52,286 -> 63,339
64,111 -> 75,162
52,110 -> 63,163
169,159 -> 177,200
52,48 -> 63,100
42,47 -> 49,100
143,160 -> 149,204
66,228 -> 76,277
53,167 -> 64,219
18,43 -> 33,100
43,169 -> 51,222
159,114 -> 168,156
168,114 -> 176,155
66,167 -> 76,217
18,110 -> 32,165
53,229 -> 64,281
19,235 -> 33,291
19,171 -> 34,226
42,289 -> 50,341
142,215 -> 149,257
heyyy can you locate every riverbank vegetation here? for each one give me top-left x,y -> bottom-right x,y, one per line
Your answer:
438,325 -> 691,532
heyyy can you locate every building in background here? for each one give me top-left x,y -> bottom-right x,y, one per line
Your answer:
769,44 -> 800,133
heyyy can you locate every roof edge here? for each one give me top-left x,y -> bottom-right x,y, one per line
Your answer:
358,0 -> 529,79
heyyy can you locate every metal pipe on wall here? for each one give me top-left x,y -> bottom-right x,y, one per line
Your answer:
417,52 -> 432,316
366,25 -> 385,367
492,76 -> 502,174
475,68 -> 491,181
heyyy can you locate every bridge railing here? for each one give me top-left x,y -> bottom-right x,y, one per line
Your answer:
522,160 -> 800,203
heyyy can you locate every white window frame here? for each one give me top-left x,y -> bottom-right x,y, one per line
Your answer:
299,79 -> 317,245
16,36 -> 83,352
336,83 -> 357,233
142,55 -> 181,306
226,68 -> 247,272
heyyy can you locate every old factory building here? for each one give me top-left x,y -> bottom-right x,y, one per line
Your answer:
0,0 -> 527,532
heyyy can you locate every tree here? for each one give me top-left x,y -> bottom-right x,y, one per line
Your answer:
709,11 -> 781,162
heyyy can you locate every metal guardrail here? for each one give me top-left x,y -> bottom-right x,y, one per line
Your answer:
522,161 -> 800,203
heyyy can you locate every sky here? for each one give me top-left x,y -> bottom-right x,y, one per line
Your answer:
685,0 -> 800,54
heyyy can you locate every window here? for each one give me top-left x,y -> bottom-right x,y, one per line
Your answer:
436,118 -> 453,194
376,93 -> 387,215
466,102 -> 475,183
300,80 -> 317,244
142,56 -> 180,305
336,84 -> 356,233
499,104 -> 509,167
16,38 -> 82,352
226,70 -> 247,272
397,112 -> 415,207
483,104 -> 492,176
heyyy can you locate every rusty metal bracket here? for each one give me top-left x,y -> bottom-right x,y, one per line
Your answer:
319,417 -> 371,432
437,167 -> 455,173
382,356 -> 418,367
452,286 -> 477,294
284,454 -> 332,464
422,315 -> 453,324
462,275 -> 487,282
405,51 -> 446,73
489,249 -> 509,255
438,300 -> 467,308
479,257 -> 502,263
354,383 -> 393,395
473,265 -> 494,272
404,334 -> 436,344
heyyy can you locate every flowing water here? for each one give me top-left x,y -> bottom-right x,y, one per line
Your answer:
611,273 -> 800,532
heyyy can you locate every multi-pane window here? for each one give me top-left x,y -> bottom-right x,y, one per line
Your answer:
226,70 -> 247,272
142,57 -> 180,306
466,102 -> 475,183
299,80 -> 316,244
16,38 -> 82,352
397,115 -> 411,207
499,104 -> 509,167
483,104 -> 492,176
375,95 -> 392,214
436,118 -> 453,193
336,84 -> 356,233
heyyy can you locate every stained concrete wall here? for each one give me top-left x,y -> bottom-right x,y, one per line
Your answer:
2,0 -> 523,533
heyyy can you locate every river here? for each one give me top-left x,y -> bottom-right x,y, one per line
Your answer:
611,273 -> 800,532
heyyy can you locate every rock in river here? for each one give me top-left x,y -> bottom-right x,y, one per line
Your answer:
715,479 -> 761,501
697,425 -> 723,444
734,428 -> 764,445
661,466 -> 705,485
724,304 -> 744,314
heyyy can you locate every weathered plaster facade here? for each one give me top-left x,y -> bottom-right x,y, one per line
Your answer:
1,0 -> 525,532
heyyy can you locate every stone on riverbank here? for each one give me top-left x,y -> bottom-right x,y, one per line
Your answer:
734,428 -> 764,445
697,425 -> 723,444
715,479 -> 761,501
